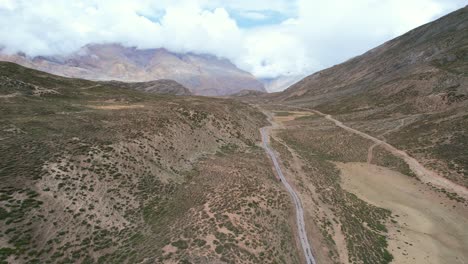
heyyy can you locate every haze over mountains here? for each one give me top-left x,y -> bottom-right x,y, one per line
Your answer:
0,44 -> 266,96
260,75 -> 305,93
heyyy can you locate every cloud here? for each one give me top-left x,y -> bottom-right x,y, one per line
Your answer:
0,0 -> 465,80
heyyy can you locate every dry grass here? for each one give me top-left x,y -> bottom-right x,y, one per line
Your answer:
86,104 -> 145,110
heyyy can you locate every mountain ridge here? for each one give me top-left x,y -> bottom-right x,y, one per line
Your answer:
0,44 -> 266,96
273,6 -> 468,189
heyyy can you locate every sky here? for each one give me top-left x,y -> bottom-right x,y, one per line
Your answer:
0,0 -> 466,79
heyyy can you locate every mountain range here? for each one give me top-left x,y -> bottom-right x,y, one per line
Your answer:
0,44 -> 265,96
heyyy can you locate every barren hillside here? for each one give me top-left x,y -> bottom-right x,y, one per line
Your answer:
231,6 -> 468,264
0,62 -> 299,263
275,6 -> 468,188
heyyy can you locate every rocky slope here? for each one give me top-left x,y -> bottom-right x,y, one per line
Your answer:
104,79 -> 191,96
230,89 -> 267,97
0,44 -> 266,96
275,6 -> 468,188
0,62 -> 299,263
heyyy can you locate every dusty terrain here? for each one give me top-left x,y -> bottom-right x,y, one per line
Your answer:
1,6 -> 467,264
258,108 -> 468,264
0,62 -> 299,263
244,10 -> 468,263
338,162 -> 468,264
287,106 -> 468,201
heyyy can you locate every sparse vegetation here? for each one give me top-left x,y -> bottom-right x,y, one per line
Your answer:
0,62 -> 299,263
274,111 -> 292,116
272,113 -> 394,264
371,146 -> 416,178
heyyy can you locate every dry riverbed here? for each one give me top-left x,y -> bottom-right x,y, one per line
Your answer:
338,162 -> 468,264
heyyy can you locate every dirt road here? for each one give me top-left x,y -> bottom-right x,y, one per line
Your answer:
276,104 -> 468,200
317,110 -> 468,199
260,125 -> 316,264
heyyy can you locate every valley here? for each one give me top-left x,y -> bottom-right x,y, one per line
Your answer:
0,62 -> 299,263
260,125 -> 316,264
0,4 -> 467,264
257,107 -> 467,264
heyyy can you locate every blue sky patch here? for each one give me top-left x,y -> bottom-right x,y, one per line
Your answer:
229,9 -> 291,28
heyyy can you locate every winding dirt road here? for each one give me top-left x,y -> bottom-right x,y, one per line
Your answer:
317,110 -> 468,199
278,104 -> 468,200
367,118 -> 406,163
260,126 -> 316,264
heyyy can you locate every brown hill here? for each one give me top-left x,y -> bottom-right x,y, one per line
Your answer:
0,61 -> 300,263
230,89 -> 267,97
104,79 -> 191,96
0,44 -> 266,96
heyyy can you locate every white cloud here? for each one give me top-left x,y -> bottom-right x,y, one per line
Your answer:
157,4 -> 244,59
0,0 -> 465,80
202,0 -> 297,15
240,29 -> 319,77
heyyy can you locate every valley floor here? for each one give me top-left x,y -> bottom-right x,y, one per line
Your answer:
259,106 -> 468,264
339,162 -> 468,264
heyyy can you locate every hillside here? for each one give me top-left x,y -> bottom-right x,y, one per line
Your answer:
276,6 -> 468,188
234,7 -> 468,264
103,79 -> 191,96
0,44 -> 266,96
0,62 -> 300,263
